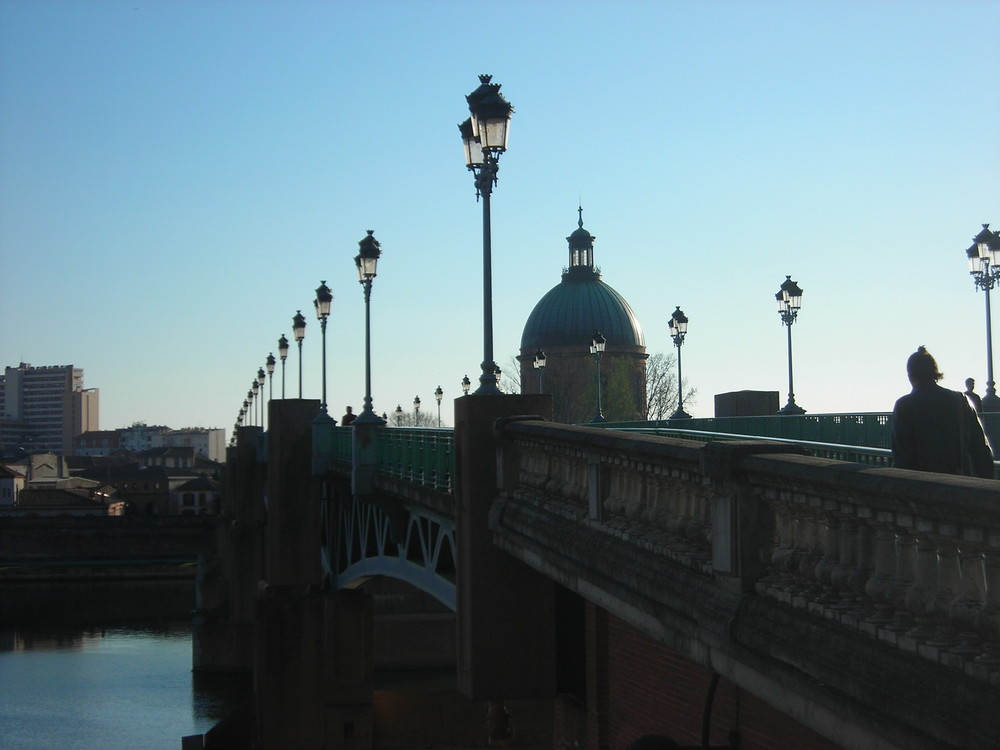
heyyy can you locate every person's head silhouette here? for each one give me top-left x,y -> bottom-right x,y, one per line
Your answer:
906,346 -> 943,386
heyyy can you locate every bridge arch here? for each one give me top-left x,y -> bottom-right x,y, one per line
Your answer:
322,487 -> 456,611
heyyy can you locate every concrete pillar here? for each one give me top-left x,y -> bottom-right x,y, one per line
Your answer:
454,393 -> 556,700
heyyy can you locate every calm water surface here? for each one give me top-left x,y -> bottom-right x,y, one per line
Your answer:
0,582 -> 250,750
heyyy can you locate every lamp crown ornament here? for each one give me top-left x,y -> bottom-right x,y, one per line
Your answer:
292,311 -> 307,341
314,280 -> 333,321
355,229 -> 382,283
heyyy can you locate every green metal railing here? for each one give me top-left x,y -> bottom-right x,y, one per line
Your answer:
376,428 -> 454,493
619,428 -> 894,467
603,413 -> 895,448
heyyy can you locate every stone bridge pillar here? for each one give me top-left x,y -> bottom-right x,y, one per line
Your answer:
455,393 -> 555,700
193,425 -> 263,673
255,400 -> 375,750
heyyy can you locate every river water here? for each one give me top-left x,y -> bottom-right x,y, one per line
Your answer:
0,579 -> 251,750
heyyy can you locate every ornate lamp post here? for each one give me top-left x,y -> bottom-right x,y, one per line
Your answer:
266,354 -> 276,401
314,281 -> 333,415
668,306 -> 691,420
533,348 -> 546,393
246,390 -> 254,426
413,395 -> 421,423
292,311 -> 306,398
590,330 -> 607,423
278,335 -> 289,399
395,405 -> 403,427
459,74 -> 514,395
257,368 -> 266,426
967,224 -> 1000,411
776,275 -> 806,414
354,230 -> 385,425
461,375 -> 471,396
434,386 -> 443,426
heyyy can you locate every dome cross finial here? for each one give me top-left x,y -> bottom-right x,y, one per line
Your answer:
578,205 -> 584,228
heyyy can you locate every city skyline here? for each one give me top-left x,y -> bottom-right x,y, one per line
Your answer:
1,1 -> 998,439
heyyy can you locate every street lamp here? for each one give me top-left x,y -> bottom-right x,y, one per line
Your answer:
354,230 -> 385,425
395,404 -> 403,427
459,74 -> 513,395
257,368 -> 266,426
461,375 -> 471,396
590,330 -> 606,423
967,224 -> 1000,411
413,395 -> 421,424
314,280 -> 333,415
776,275 -> 806,415
266,354 -> 276,402
434,386 -> 443,427
278,335 -> 289,399
533,348 -> 546,393
292,311 -> 306,398
246,390 -> 254,426
668,307 -> 691,420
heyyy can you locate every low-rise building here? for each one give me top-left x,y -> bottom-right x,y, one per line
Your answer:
0,464 -> 25,506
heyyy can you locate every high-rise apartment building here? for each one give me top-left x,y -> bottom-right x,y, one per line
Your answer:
0,363 -> 99,454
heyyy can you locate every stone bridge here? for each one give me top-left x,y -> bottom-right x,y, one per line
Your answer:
197,396 -> 1000,750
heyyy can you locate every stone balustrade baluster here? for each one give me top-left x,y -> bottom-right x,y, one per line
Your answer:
884,529 -> 917,636
811,508 -> 841,606
864,520 -> 897,626
792,507 -> 823,601
846,515 -> 875,619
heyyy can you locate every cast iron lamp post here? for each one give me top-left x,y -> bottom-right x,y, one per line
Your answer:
967,224 -> 1000,412
247,390 -> 255,426
434,386 -> 443,426
461,375 -> 471,396
257,368 -> 266,426
266,354 -> 276,401
459,74 -> 513,395
413,396 -> 421,424
292,311 -> 306,398
395,405 -> 403,427
590,331 -> 607,423
668,306 -> 691,420
776,275 -> 806,415
533,348 -> 546,392
354,230 -> 385,425
314,281 -> 333,415
278,335 -> 289,399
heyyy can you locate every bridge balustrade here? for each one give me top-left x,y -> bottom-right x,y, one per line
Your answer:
494,418 -> 1000,687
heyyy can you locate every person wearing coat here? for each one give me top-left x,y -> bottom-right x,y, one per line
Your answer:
891,346 -> 994,478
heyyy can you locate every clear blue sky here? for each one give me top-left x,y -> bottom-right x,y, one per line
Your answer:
1,0 -> 998,439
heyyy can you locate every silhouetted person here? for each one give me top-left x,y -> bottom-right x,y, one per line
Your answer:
891,347 -> 994,478
341,406 -> 356,425
965,377 -> 983,413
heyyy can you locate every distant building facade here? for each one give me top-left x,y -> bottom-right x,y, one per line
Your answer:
0,363 -> 99,454
75,430 -> 122,456
119,422 -> 169,454
157,428 -> 225,462
0,464 -> 25,506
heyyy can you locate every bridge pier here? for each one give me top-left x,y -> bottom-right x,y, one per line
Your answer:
193,425 -> 264,673
454,393 -> 556,701
253,400 -> 377,750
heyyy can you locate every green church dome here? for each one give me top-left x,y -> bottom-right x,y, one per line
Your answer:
520,210 -> 644,350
